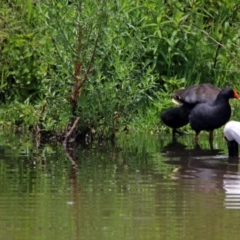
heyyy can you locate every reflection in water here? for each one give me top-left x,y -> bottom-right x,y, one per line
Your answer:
224,173 -> 240,209
162,138 -> 240,209
161,138 -> 223,160
1,133 -> 240,240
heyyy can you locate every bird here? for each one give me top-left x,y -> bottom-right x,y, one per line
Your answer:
224,120 -> 240,158
172,83 -> 221,105
160,83 -> 221,137
189,87 -> 240,144
160,104 -> 193,137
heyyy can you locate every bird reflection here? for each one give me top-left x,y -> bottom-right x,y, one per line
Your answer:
161,138 -> 240,209
161,138 -> 223,164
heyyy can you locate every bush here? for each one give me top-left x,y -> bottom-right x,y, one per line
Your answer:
1,0 -> 240,135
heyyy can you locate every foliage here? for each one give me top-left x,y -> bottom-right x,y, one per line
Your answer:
1,0 -> 240,135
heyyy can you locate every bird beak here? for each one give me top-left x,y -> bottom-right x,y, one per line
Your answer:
233,89 -> 240,99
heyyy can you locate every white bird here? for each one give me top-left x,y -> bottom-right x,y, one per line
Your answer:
223,121 -> 240,158
224,121 -> 240,144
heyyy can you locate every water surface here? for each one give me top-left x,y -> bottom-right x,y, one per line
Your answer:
0,132 -> 240,240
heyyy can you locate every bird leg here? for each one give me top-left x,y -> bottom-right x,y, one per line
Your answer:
209,130 -> 214,149
172,128 -> 177,138
209,130 -> 214,141
194,132 -> 199,145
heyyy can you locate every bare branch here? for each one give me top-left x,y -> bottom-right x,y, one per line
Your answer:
200,29 -> 240,68
63,117 -> 80,148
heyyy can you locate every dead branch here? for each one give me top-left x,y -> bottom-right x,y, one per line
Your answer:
64,146 -> 78,168
200,29 -> 240,68
63,117 -> 80,148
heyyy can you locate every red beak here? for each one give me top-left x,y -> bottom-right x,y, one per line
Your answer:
233,89 -> 240,99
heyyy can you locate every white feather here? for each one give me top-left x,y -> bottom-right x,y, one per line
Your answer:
224,121 -> 240,144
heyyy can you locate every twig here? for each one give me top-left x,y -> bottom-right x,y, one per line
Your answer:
212,68 -> 240,73
71,17 -> 100,114
200,29 -> 240,68
213,42 -> 221,69
64,147 -> 78,168
78,27 -> 101,91
63,117 -> 80,148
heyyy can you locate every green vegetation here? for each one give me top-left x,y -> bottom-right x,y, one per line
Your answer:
1,0 -> 240,139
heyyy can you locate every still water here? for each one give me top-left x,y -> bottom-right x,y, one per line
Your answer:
0,132 -> 240,240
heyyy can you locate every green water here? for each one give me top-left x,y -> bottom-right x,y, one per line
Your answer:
0,132 -> 240,240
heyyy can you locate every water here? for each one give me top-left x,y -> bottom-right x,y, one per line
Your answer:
0,132 -> 240,240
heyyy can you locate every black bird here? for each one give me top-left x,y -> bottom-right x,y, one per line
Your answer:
189,87 -> 240,143
160,104 -> 192,137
